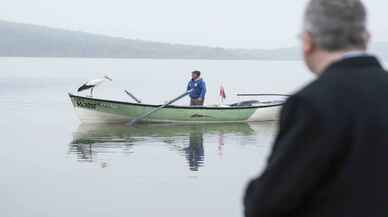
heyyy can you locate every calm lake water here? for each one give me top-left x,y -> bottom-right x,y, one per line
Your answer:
0,58 -> 313,217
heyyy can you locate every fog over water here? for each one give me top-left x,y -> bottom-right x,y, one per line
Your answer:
1,0 -> 387,49
2,0 -> 388,216
0,58 -> 313,217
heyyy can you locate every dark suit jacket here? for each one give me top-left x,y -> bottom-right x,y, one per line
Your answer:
244,56 -> 388,217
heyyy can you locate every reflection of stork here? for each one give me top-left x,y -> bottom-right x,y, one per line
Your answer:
77,76 -> 112,97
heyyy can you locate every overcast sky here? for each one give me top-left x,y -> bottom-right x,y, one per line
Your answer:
1,0 -> 387,49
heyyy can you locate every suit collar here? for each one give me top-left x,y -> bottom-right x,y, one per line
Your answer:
341,51 -> 368,60
324,55 -> 383,73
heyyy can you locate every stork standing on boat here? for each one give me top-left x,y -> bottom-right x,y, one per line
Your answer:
77,75 -> 112,97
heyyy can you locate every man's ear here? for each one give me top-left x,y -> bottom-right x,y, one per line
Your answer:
303,32 -> 315,54
364,31 -> 371,48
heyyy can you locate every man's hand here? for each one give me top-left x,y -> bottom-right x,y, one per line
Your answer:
197,98 -> 203,101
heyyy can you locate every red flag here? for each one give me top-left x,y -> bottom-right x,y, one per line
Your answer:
219,86 -> 226,99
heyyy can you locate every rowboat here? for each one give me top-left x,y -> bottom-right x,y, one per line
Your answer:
69,93 -> 285,124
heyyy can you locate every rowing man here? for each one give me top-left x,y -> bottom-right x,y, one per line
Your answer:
187,71 -> 207,106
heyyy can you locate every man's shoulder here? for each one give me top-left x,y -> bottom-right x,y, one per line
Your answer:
289,76 -> 347,117
293,77 -> 333,104
197,79 -> 206,86
291,60 -> 388,117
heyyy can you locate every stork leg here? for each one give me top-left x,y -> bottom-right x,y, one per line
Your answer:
89,88 -> 94,98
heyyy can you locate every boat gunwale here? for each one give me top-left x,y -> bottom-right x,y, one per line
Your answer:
69,93 -> 284,110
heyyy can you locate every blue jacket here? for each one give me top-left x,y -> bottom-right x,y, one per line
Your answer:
187,78 -> 206,99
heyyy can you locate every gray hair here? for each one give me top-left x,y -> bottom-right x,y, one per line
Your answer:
304,0 -> 369,51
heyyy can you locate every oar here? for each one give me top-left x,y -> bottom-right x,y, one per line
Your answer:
124,90 -> 142,103
237,93 -> 291,97
128,90 -> 192,126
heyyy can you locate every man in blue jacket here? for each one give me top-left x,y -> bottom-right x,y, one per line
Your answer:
187,71 -> 206,106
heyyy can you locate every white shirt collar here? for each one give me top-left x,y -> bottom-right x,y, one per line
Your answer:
342,51 -> 368,60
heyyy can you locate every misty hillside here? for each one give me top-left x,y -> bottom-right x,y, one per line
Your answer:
0,20 -> 300,60
0,20 -> 387,61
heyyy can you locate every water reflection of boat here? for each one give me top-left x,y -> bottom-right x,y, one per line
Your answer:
69,122 -> 275,170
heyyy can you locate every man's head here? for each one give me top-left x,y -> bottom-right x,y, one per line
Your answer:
302,0 -> 369,74
192,71 -> 201,80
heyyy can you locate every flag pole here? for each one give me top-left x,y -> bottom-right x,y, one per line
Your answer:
219,85 -> 226,106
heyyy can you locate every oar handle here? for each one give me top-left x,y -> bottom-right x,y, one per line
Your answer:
164,90 -> 192,105
237,93 -> 291,97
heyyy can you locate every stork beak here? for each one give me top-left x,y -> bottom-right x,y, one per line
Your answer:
104,76 -> 113,81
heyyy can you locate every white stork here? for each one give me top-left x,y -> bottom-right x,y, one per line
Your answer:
77,75 -> 112,97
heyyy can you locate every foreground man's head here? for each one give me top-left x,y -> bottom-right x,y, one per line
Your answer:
302,0 -> 369,74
